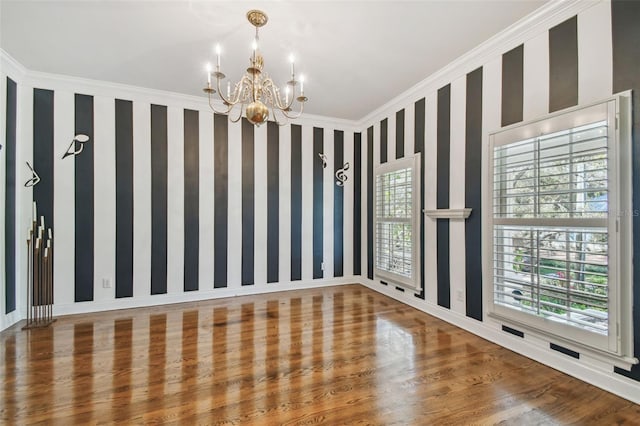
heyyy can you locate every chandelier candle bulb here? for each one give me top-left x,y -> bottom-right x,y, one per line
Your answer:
289,54 -> 295,77
227,81 -> 231,98
206,63 -> 212,85
215,44 -> 221,69
300,75 -> 305,95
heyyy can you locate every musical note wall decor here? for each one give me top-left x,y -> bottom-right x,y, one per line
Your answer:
335,162 -> 350,186
318,152 -> 327,168
62,134 -> 90,159
24,161 -> 41,187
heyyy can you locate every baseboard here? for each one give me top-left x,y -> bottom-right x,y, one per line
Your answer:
52,277 -> 357,317
358,278 -> 640,405
0,309 -> 22,333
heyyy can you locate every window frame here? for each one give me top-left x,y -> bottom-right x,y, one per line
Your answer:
484,94 -> 636,368
374,154 -> 421,291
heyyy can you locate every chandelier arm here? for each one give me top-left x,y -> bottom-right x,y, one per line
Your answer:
229,103 -> 244,123
271,107 -> 290,126
280,101 -> 305,120
207,91 -> 232,115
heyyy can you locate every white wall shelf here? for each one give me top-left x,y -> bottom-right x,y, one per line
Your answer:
423,208 -> 472,220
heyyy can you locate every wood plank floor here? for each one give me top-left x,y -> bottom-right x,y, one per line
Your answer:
1,284 -> 638,425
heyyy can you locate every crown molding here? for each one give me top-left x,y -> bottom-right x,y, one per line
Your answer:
0,48 -> 28,80
1,49 -> 360,132
354,0 -> 598,129
2,0 -> 598,133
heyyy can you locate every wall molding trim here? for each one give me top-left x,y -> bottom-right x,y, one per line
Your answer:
355,0 -> 596,128
359,278 -> 640,405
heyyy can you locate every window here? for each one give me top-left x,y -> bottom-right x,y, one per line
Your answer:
374,155 -> 420,291
488,96 -> 634,365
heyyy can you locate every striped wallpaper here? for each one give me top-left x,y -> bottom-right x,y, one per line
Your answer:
360,1 -> 640,382
2,0 -> 640,394
14,92 -> 360,308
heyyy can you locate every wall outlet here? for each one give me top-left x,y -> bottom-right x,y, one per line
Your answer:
456,290 -> 464,302
102,278 -> 112,289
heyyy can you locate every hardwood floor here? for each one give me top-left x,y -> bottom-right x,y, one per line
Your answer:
1,284 -> 638,425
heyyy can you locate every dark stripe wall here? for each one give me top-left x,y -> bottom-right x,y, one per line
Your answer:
396,110 -> 405,159
380,119 -> 388,164
74,94 -> 94,302
414,98 -> 426,300
241,119 -> 254,286
312,127 -> 323,279
353,133 -> 362,276
436,85 -> 451,309
366,126 -> 374,280
213,114 -> 228,288
150,104 -> 168,295
549,16 -> 578,112
501,45 -> 524,127
333,130 -> 344,277
266,121 -> 279,284
464,67 -> 483,321
4,78 -> 17,313
33,89 -> 55,249
290,124 -> 302,281
183,109 -> 199,292
115,100 -> 134,298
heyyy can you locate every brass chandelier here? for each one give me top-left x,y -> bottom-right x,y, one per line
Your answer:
203,9 -> 308,126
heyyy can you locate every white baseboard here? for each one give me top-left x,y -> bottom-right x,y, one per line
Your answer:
52,277 -> 357,317
0,309 -> 23,332
359,278 -> 640,405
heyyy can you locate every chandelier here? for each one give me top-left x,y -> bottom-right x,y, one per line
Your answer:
203,10 -> 308,126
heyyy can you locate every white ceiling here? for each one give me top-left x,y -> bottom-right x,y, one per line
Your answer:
1,0 -> 547,121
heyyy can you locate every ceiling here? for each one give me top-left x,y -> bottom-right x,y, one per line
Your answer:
0,0 -> 547,121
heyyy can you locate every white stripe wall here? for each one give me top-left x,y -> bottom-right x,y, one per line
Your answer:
387,114 -> 396,161
199,111 -> 215,288
343,131 -> 354,277
449,76 -> 466,315
254,123 -> 268,285
132,102 -> 152,299
278,125 -> 292,283
53,91 -> 75,306
323,127 -> 333,278
167,106 -> 185,295
578,1 -> 612,105
227,119 -> 242,289
301,125 -> 313,281
423,93 -> 438,303
523,31 -> 549,121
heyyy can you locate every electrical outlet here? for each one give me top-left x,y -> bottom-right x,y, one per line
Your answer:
321,262 -> 325,271
457,290 -> 464,302
102,278 -> 112,289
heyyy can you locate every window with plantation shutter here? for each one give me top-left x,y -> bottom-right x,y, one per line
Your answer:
488,96 -> 636,367
374,155 -> 421,291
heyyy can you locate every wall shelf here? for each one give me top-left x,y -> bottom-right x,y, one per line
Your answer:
423,208 -> 472,220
